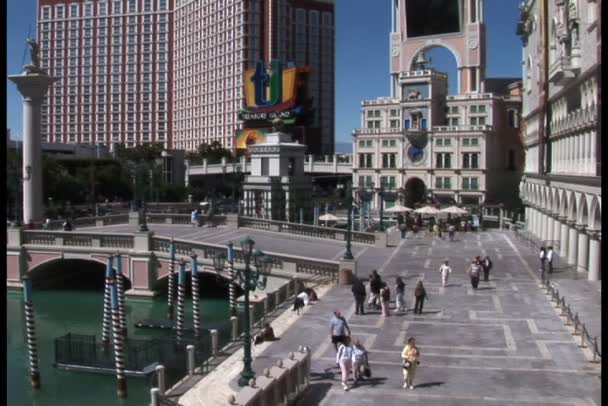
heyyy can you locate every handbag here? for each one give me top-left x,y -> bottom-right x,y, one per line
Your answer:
363,364 -> 371,378
402,360 -> 411,369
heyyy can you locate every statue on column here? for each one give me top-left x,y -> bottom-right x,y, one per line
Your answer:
25,38 -> 43,74
271,118 -> 285,133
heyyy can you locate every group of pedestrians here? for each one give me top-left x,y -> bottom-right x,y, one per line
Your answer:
330,310 -> 422,391
352,270 -> 429,316
467,255 -> 493,289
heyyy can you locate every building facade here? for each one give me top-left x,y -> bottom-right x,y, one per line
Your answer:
517,0 -> 601,280
352,0 -> 523,210
173,0 -> 334,154
38,0 -> 173,148
37,0 -> 334,154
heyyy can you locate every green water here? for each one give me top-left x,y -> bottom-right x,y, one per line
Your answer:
7,289 -> 229,406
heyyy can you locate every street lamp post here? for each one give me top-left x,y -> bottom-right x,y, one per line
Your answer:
212,236 -> 273,387
378,182 -> 385,232
337,182 -> 353,260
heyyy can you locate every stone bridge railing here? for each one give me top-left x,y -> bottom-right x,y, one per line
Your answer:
7,227 -> 346,294
238,217 -> 378,246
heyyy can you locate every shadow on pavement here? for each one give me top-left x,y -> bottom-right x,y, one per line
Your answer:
297,382 -> 333,406
475,287 -> 495,290
415,381 -> 445,389
353,376 -> 388,388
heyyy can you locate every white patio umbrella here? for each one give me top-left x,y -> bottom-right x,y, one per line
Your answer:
414,206 -> 441,215
440,205 -> 468,215
318,213 -> 338,227
385,205 -> 414,213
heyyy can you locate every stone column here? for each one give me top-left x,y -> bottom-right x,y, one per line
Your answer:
540,212 -> 548,242
576,225 -> 589,274
531,208 -> 538,235
525,207 -> 531,231
545,216 -> 553,245
567,221 -> 579,265
559,217 -> 569,259
587,230 -> 601,281
552,216 -> 561,249
8,69 -> 56,225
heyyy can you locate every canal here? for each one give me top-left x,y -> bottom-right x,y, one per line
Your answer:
7,266 -> 230,406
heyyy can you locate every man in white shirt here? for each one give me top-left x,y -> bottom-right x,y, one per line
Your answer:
439,260 -> 452,287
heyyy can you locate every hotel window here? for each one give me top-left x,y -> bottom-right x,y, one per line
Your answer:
390,109 -> 399,117
359,153 -> 373,168
435,177 -> 451,189
436,138 -> 443,146
70,4 -> 78,17
367,110 -> 374,118
462,177 -> 479,190
470,117 -> 478,125
359,175 -> 373,187
450,117 -> 459,126
390,120 -> 400,128
462,138 -> 470,146
450,106 -> 459,114
56,5 -> 64,18
477,117 -> 486,125
435,153 -> 452,168
41,7 -> 50,20
470,105 -> 477,113
382,153 -> 396,168
470,138 -> 479,146
380,176 -> 396,188
462,153 -> 479,169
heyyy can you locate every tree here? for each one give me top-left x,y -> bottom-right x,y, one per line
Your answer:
190,141 -> 232,164
114,143 -> 164,162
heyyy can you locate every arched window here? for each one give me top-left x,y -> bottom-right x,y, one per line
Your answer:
508,109 -> 518,128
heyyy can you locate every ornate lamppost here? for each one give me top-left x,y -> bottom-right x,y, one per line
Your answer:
357,182 -> 374,232
337,181 -> 353,260
212,236 -> 273,386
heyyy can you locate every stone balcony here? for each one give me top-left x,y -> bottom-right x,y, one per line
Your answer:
550,105 -> 597,137
549,54 -> 581,86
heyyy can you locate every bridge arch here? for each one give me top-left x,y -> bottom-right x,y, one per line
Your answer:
26,257 -> 132,291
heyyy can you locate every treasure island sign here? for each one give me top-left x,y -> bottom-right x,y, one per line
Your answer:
236,60 -> 313,154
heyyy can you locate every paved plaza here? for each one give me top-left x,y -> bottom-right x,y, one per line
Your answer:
228,229 -> 600,405
85,224 -> 601,405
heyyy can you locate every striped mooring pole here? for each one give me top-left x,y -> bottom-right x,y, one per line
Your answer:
167,238 -> 176,320
190,253 -> 201,338
23,275 -> 41,389
176,261 -> 186,345
110,280 -> 127,398
227,242 -> 237,317
115,253 -> 127,338
102,256 -> 114,350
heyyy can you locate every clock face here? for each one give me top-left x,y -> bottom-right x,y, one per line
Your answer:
407,145 -> 425,163
391,47 -> 400,57
467,39 -> 478,49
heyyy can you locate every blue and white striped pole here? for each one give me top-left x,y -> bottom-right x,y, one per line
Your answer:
110,280 -> 127,398
167,238 -> 176,320
115,253 -> 127,338
176,261 -> 186,345
190,253 -> 200,337
23,275 -> 40,389
102,256 -> 114,349
227,242 -> 237,317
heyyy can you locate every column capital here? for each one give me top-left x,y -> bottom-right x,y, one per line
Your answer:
558,216 -> 568,222
586,229 -> 601,240
566,220 -> 577,227
574,224 -> 587,233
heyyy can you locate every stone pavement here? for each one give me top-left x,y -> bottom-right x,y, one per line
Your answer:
220,230 -> 601,405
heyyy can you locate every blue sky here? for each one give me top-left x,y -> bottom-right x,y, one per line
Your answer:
6,0 -> 522,145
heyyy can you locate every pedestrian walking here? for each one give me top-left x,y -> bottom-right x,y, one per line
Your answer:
546,246 -> 554,274
482,256 -> 493,281
191,209 -> 199,228
439,260 -> 452,287
351,277 -> 367,315
539,246 -> 547,275
395,277 -> 406,312
368,270 -> 382,310
380,283 -> 391,317
433,223 -> 439,238
62,218 -> 72,231
330,310 -> 351,352
351,339 -> 369,386
413,281 -> 427,314
336,336 -> 354,391
399,222 -> 407,239
468,259 -> 481,289
448,224 -> 455,241
401,337 -> 420,390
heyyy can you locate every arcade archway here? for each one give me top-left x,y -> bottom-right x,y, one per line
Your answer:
404,177 -> 426,207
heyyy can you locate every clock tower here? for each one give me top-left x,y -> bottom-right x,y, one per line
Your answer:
389,0 -> 486,96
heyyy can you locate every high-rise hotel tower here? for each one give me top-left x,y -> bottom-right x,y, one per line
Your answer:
37,0 -> 335,153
